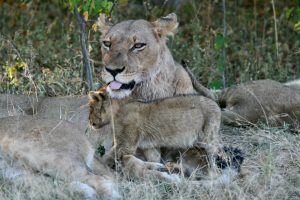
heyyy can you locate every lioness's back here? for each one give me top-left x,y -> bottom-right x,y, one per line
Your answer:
218,79 -> 300,125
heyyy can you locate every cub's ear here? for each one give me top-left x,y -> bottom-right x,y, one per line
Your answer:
88,91 -> 105,102
152,13 -> 178,38
96,14 -> 112,36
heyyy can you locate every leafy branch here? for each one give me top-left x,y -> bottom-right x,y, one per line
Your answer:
67,0 -> 114,91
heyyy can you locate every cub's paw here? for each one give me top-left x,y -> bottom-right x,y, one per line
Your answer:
102,154 -> 117,169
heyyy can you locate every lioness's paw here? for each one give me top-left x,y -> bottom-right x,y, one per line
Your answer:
69,182 -> 96,200
154,165 -> 169,173
102,155 -> 117,169
145,162 -> 165,171
160,172 -> 181,183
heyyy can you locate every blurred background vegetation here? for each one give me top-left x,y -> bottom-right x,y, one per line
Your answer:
0,0 -> 299,95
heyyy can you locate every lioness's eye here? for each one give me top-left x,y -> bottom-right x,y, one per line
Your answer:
132,43 -> 146,51
102,41 -> 111,49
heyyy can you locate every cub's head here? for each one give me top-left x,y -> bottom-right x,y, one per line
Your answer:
88,89 -> 111,129
97,13 -> 178,99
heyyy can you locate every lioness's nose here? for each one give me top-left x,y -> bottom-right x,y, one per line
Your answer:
105,67 -> 125,77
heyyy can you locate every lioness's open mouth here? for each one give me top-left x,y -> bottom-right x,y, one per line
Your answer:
109,80 -> 136,90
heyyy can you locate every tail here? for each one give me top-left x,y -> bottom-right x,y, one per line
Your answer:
284,79 -> 300,87
284,79 -> 300,92
181,60 -> 217,101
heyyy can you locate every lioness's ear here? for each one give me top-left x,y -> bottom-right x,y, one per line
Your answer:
89,91 -> 103,102
152,13 -> 178,38
96,14 -> 112,36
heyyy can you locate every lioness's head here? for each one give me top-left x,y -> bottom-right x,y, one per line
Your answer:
88,89 -> 111,129
97,13 -> 178,99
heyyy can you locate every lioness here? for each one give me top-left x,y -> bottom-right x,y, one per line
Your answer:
88,89 -> 224,171
96,13 -> 214,163
218,79 -> 300,126
97,13 -> 214,101
0,116 -> 119,199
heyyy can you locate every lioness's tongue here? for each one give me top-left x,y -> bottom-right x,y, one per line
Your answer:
110,81 -> 122,90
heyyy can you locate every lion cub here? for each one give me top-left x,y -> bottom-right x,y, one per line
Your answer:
88,89 -> 222,170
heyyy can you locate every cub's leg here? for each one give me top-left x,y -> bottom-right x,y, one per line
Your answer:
102,138 -> 180,183
122,155 -> 180,183
102,131 -> 139,168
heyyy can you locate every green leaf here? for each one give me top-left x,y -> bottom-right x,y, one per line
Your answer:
96,145 -> 105,157
285,8 -> 294,19
214,34 -> 229,50
209,79 -> 223,90
216,56 -> 225,72
294,20 -> 300,31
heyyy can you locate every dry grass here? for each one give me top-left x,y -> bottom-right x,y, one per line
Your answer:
1,124 -> 299,200
115,125 -> 300,200
0,164 -> 81,200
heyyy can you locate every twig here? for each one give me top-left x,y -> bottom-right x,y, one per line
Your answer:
74,7 -> 94,91
0,33 -> 23,61
222,0 -> 227,88
271,0 -> 279,67
109,0 -> 118,19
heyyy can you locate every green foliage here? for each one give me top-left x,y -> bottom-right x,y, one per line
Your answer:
214,34 -> 228,50
3,61 -> 27,87
66,0 -> 113,17
96,145 -> 106,157
0,1 -> 299,95
285,5 -> 300,31
210,34 -> 228,89
169,1 -> 300,87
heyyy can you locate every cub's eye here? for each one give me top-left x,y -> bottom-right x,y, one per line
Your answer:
132,43 -> 146,51
102,41 -> 111,49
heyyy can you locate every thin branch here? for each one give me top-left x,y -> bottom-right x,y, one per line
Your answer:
222,0 -> 227,88
0,33 -> 23,61
109,0 -> 118,19
271,0 -> 279,67
74,7 -> 94,91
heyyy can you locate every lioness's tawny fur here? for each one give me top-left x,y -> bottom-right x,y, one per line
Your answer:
218,79 -> 300,126
0,116 -> 119,199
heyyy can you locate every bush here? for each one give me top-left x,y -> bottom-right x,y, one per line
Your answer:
0,0 -> 299,94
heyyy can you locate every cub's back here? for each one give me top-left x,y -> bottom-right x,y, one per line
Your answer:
118,95 -> 221,136
142,95 -> 220,116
